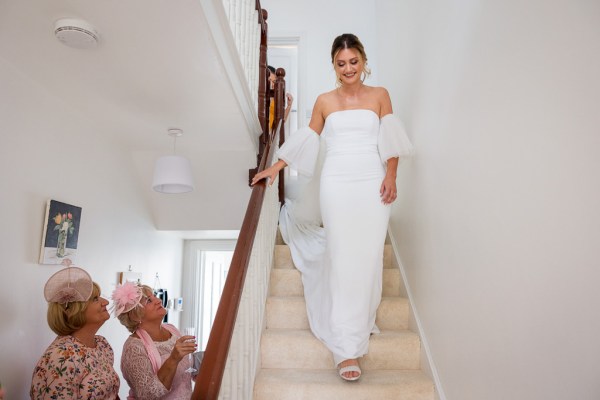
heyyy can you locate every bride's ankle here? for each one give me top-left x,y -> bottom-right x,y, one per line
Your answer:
338,358 -> 358,367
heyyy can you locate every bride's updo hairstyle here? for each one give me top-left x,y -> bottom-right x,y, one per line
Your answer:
330,33 -> 371,81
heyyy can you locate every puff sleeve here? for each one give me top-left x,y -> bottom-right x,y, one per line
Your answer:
378,114 -> 414,164
276,126 -> 320,177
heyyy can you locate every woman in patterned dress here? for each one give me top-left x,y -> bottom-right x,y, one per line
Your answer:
30,267 -> 120,399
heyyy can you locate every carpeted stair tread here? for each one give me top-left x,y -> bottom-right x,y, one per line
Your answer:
274,244 -> 395,269
260,329 -> 420,370
266,296 -> 409,330
254,368 -> 434,400
269,268 -> 401,297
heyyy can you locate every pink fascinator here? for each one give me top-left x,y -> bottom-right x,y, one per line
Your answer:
111,281 -> 143,317
44,265 -> 93,307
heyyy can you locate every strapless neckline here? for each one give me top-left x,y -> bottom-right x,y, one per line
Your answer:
325,109 -> 379,122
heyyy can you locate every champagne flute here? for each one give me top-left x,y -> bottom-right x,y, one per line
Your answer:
182,327 -> 197,373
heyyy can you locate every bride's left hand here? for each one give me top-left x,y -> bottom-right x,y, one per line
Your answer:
380,175 -> 397,205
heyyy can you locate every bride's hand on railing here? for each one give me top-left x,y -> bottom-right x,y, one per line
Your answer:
251,160 -> 287,186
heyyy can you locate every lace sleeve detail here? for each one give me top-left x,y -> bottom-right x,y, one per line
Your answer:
121,338 -> 169,399
378,114 -> 414,164
276,126 -> 321,177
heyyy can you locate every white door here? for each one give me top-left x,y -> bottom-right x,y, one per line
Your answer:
268,38 -> 300,135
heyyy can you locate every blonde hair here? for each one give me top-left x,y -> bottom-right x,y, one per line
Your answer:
117,285 -> 153,333
331,33 -> 371,83
47,282 -> 101,336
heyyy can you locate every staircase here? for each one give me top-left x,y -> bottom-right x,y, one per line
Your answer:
253,238 -> 436,400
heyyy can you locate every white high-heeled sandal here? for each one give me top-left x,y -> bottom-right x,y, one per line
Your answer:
338,364 -> 361,381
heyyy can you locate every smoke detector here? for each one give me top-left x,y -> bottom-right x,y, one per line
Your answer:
54,18 -> 99,49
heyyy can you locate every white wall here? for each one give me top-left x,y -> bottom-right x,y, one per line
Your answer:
0,57 -> 184,399
377,0 -> 600,399
260,0 -> 378,125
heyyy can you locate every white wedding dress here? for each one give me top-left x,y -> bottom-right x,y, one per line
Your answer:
277,109 -> 413,365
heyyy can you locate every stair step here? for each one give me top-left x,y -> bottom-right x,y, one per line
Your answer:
253,368 -> 435,400
269,269 -> 304,296
261,329 -> 420,370
266,296 -> 409,330
274,244 -> 394,269
266,296 -> 309,329
269,268 -> 402,297
276,228 -> 284,245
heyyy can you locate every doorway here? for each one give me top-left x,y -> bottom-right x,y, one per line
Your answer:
268,36 -> 300,135
181,240 -> 235,350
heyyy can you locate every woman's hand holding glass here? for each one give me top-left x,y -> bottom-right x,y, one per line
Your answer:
181,327 -> 198,373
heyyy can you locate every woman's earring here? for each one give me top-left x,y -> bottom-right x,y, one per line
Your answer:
336,75 -> 343,87
361,64 -> 371,82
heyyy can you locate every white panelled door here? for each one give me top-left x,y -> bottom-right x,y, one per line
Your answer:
182,240 -> 235,350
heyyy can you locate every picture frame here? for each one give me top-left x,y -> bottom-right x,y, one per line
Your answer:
39,199 -> 82,265
119,271 -> 143,284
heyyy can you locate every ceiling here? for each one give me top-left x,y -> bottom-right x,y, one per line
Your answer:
0,0 -> 260,231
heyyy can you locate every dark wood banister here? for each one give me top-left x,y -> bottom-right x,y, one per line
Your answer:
191,118 -> 283,400
256,6 -> 269,158
251,4 -> 269,186
273,67 -> 286,205
192,2 -> 287,398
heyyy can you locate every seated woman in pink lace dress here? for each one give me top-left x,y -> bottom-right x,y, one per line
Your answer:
30,266 -> 120,399
112,282 -> 196,400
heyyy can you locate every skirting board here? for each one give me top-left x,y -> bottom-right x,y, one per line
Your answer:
387,227 -> 447,400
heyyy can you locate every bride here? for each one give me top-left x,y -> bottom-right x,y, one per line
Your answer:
252,33 -> 413,382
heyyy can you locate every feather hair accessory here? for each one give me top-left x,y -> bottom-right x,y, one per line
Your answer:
111,281 -> 143,317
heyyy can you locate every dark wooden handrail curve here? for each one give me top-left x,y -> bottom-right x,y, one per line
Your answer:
273,67 -> 287,205
191,120 -> 282,400
250,1 -> 269,186
191,2 -> 287,397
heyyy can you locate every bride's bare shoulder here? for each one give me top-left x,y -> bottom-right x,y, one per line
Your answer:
364,85 -> 390,99
373,87 -> 393,114
318,90 -> 338,103
313,91 -> 338,113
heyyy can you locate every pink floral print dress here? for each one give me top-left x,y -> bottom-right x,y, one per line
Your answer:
30,335 -> 120,399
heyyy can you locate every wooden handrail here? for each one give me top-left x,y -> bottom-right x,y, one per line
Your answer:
250,2 -> 269,185
250,1 -> 287,193
257,5 -> 268,151
191,120 -> 282,400
192,3 -> 287,397
273,67 -> 286,205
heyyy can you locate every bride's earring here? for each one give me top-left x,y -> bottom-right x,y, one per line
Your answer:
361,63 -> 371,82
335,75 -> 343,87
361,70 -> 367,82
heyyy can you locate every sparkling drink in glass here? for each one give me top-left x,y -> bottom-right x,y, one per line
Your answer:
182,327 -> 197,373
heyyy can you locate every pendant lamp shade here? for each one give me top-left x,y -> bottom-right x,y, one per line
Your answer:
152,129 -> 194,194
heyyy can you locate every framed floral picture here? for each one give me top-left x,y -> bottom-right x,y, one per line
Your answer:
39,200 -> 82,265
